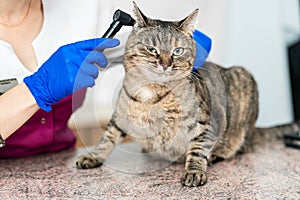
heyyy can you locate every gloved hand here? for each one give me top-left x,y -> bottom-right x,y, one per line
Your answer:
24,38 -> 120,112
193,29 -> 212,70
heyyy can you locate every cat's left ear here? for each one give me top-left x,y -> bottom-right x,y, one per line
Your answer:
178,9 -> 199,36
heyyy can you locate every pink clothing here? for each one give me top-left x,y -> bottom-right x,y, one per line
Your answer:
0,89 -> 86,158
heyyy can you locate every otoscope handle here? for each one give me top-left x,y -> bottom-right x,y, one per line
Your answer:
102,21 -> 122,38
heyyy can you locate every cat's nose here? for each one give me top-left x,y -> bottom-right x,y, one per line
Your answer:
159,56 -> 172,71
162,65 -> 169,71
158,63 -> 170,71
158,65 -> 171,72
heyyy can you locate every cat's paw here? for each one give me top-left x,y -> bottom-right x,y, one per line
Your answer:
181,170 -> 207,187
75,153 -> 104,169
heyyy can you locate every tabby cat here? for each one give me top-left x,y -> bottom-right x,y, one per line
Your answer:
76,2 -> 299,187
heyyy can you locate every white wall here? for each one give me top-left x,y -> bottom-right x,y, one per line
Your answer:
281,0 -> 300,45
70,0 -> 300,128
215,0 -> 298,126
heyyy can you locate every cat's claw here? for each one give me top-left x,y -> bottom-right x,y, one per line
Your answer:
181,170 -> 207,187
75,154 -> 104,169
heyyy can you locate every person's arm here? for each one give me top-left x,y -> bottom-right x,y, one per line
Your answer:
0,38 -> 120,144
0,83 -> 39,139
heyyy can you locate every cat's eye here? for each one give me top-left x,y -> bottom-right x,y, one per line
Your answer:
145,46 -> 158,54
172,47 -> 184,56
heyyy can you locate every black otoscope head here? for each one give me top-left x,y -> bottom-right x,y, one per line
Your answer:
102,9 -> 135,38
113,9 -> 135,26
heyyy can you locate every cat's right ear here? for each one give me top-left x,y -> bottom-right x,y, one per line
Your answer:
132,1 -> 148,28
178,9 -> 199,37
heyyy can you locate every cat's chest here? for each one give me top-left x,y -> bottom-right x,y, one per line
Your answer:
135,87 -> 155,102
128,89 -> 182,128
115,87 -> 186,134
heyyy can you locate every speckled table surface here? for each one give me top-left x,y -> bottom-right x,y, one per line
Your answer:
0,141 -> 299,200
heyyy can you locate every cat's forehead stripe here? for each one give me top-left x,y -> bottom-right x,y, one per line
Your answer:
152,36 -> 157,46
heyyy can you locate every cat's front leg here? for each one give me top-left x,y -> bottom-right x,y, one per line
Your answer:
181,127 -> 216,187
76,118 -> 126,169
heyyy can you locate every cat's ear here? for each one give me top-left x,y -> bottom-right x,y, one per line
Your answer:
132,1 -> 149,28
178,9 -> 199,36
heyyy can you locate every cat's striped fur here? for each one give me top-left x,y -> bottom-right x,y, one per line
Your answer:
76,2 -> 299,187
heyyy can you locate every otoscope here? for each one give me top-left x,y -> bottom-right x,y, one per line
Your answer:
102,9 -> 135,38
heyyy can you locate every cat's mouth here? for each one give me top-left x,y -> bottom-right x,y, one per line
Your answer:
134,64 -> 188,82
147,65 -> 174,75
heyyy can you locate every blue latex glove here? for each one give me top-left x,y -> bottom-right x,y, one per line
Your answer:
24,38 -> 120,112
193,29 -> 212,70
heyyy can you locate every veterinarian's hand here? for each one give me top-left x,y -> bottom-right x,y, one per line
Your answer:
24,38 -> 120,112
193,29 -> 211,70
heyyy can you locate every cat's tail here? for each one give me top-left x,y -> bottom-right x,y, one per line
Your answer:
252,121 -> 299,144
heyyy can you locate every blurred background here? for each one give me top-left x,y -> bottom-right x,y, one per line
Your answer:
69,0 -> 300,135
